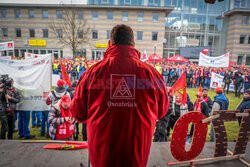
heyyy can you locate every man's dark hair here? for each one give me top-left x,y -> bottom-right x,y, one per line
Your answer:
202,88 -> 208,91
110,24 -> 135,46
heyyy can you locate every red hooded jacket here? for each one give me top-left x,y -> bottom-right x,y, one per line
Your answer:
71,45 -> 169,167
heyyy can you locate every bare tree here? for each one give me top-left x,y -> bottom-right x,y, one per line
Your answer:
49,8 -> 92,58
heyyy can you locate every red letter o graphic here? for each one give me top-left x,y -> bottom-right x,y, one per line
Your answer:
170,112 -> 208,161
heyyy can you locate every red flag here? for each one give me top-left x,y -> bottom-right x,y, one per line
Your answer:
199,85 -> 202,92
44,142 -> 88,150
170,72 -> 187,105
85,60 -> 89,70
59,60 -> 72,86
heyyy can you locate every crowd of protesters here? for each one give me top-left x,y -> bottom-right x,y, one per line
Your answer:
53,58 -> 249,95
0,55 -> 249,141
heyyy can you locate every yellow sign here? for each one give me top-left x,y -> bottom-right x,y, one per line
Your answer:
29,39 -> 46,46
188,23 -> 200,30
96,43 -> 107,48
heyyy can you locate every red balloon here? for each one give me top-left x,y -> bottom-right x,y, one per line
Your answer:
202,49 -> 209,55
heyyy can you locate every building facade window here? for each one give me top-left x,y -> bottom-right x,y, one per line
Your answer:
29,29 -> 35,37
15,9 -> 21,18
29,10 -> 35,18
237,54 -> 244,65
137,31 -> 143,40
78,30 -> 83,38
124,0 -> 131,5
107,30 -> 111,39
107,11 -> 113,20
43,29 -> 48,38
148,0 -> 160,6
153,13 -> 159,22
152,32 -> 158,41
16,28 -> 21,37
102,0 -> 109,3
242,16 -> 249,25
239,35 -> 246,44
137,12 -> 144,22
92,11 -> 98,20
57,29 -> 63,38
1,9 -> 7,18
2,28 -> 8,37
122,12 -> 128,21
246,55 -> 250,65
42,10 -> 48,19
78,11 -> 84,19
92,30 -> 98,39
56,10 -> 62,19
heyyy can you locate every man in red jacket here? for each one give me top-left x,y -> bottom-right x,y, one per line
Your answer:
71,24 -> 169,167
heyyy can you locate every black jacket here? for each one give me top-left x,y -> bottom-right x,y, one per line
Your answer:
6,88 -> 20,112
66,86 -> 75,99
233,72 -> 244,86
237,97 -> 250,113
223,73 -> 232,84
71,66 -> 78,76
171,71 -> 178,81
162,69 -> 168,76
187,70 -> 193,79
200,102 -> 209,118
0,92 -> 7,116
205,96 -> 213,114
237,97 -> 250,124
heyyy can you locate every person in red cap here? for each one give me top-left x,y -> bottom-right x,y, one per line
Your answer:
71,24 -> 169,167
210,87 -> 229,141
194,92 -> 209,117
46,79 -> 71,106
48,95 -> 75,140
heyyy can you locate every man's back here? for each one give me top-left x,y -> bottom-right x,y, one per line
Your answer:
71,44 -> 168,167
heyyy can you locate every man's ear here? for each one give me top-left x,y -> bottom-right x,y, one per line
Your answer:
132,40 -> 135,47
108,40 -> 111,48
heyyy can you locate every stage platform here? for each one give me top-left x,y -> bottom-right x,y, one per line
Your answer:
0,140 -> 249,167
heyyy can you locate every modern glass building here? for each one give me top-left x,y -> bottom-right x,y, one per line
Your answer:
164,0 -> 229,60
88,0 -> 231,61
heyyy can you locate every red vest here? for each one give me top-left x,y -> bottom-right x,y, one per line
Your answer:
56,105 -> 74,139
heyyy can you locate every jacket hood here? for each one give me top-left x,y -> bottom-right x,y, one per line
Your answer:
104,44 -> 141,60
67,86 -> 75,92
215,94 -> 228,103
55,86 -> 66,93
